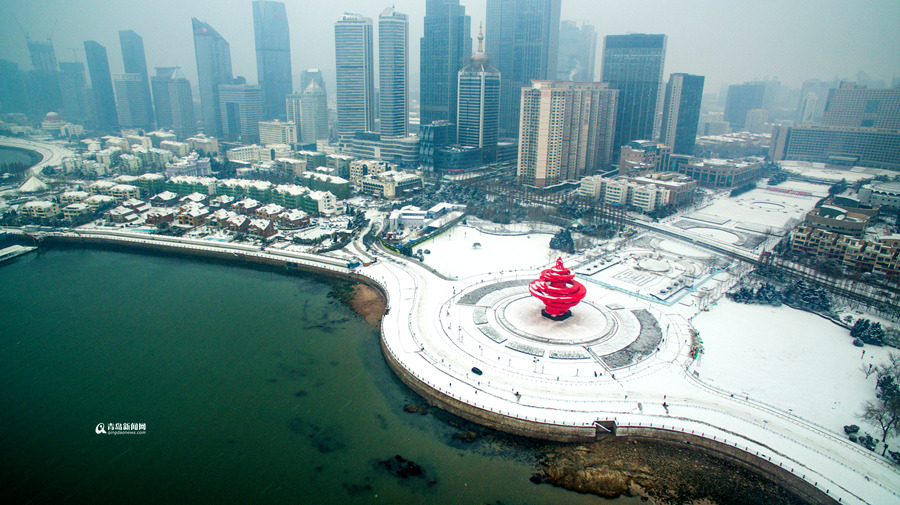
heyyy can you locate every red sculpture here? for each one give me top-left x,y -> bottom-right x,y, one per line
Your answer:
528,257 -> 587,320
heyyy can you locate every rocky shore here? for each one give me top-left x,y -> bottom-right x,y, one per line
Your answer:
534,438 -> 815,505
348,283 -> 387,326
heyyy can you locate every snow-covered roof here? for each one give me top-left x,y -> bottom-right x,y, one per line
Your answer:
18,176 -> 49,193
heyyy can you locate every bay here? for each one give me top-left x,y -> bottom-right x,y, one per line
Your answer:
0,248 -> 636,504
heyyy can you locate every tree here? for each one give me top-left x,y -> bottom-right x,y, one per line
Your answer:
862,401 -> 898,442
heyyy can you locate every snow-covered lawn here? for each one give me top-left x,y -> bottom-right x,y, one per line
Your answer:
693,299 -> 896,443
418,224 -> 564,278
685,185 -> 822,231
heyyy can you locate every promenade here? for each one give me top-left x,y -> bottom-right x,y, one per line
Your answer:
10,224 -> 900,505
0,137 -> 74,176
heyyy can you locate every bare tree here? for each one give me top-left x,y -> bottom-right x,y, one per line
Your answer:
862,401 -> 898,442
861,363 -> 877,379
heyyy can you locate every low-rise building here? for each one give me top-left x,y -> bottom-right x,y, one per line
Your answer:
360,170 -> 423,199
256,203 -> 285,221
791,226 -> 900,280
208,209 -> 237,228
176,202 -> 209,227
226,214 -> 251,233
249,219 -> 277,238
146,207 -> 176,225
150,191 -> 179,206
165,153 -> 211,178
279,209 -> 310,228
59,190 -> 90,205
62,203 -> 91,220
160,140 -> 191,157
349,159 -> 393,186
20,200 -> 60,219
186,134 -> 219,156
859,182 -> 900,210
233,198 -> 262,215
83,194 -> 117,211
109,184 -> 141,201
676,158 -> 763,188
108,206 -> 138,223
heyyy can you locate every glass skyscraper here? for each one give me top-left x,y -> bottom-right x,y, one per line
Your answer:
334,13 -> 375,135
218,84 -> 263,144
192,18 -> 233,138
378,7 -> 409,138
556,20 -> 596,82
485,0 -> 561,138
253,0 -> 293,121
84,40 -> 118,130
119,30 -> 155,127
457,29 -> 500,161
151,67 -> 196,140
419,0 -> 471,132
660,73 -> 704,155
601,33 -> 667,157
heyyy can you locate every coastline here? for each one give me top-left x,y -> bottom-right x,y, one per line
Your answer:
14,228 -> 892,504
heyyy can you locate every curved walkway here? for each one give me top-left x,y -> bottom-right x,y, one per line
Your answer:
368,251 -> 900,505
0,136 -> 74,176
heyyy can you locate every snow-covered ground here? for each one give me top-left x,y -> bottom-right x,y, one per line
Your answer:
693,300 -> 895,444
682,184 -> 823,233
417,224 -> 564,278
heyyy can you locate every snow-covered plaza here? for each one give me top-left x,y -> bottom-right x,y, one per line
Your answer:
364,208 -> 900,505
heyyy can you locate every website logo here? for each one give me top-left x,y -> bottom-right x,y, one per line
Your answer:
95,422 -> 146,435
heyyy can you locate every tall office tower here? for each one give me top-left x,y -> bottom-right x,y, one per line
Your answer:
253,1 -> 293,120
723,82 -> 765,131
660,73 -> 704,155
334,13 -> 375,135
151,67 -> 196,139
517,80 -> 618,187
192,18 -> 234,137
822,81 -> 900,130
58,62 -> 90,125
378,7 -> 409,137
798,78 -> 838,123
300,69 -> 326,93
799,92 -> 819,124
456,29 -> 500,161
84,40 -> 119,130
285,93 -> 302,142
420,0 -> 471,130
486,0 -> 561,138
25,38 -> 63,117
27,39 -> 58,73
556,20 -> 596,82
601,34 -> 666,157
218,84 -> 263,144
300,80 -> 329,143
119,30 -> 155,126
0,60 -> 28,114
115,74 -> 153,129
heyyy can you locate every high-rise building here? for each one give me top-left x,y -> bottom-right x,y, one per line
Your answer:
253,1 -> 293,121
84,40 -> 118,130
456,28 -> 500,161
486,0 -> 561,138
556,20 -> 596,82
822,81 -> 900,130
601,34 -> 667,157
25,38 -> 63,118
192,18 -> 234,137
660,73 -> 704,155
115,74 -> 154,130
723,82 -> 765,131
218,84 -> 263,144
0,60 -> 28,114
799,92 -> 819,124
285,93 -> 302,142
300,80 -> 329,143
378,7 -> 409,137
517,80 -> 618,187
334,13 -> 375,135
151,67 -> 196,139
58,62 -> 90,125
119,30 -> 155,126
300,69 -> 326,93
420,0 -> 471,131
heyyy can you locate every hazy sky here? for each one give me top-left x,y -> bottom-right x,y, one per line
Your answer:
2,0 -> 898,96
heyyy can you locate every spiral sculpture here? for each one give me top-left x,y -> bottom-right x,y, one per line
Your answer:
528,257 -> 587,320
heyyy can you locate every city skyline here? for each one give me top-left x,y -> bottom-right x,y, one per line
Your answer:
2,0 -> 898,101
